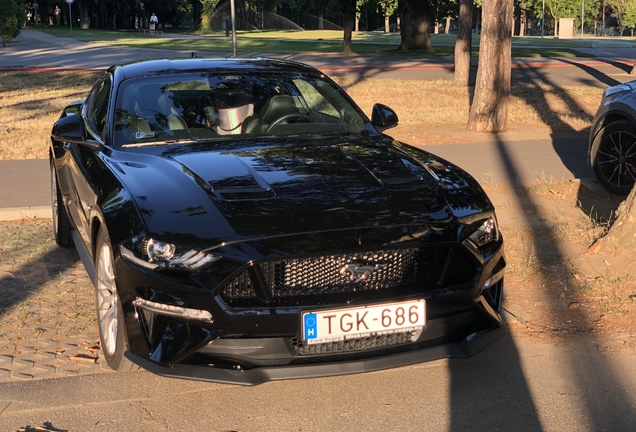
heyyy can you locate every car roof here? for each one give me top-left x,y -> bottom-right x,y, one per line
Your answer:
108,57 -> 321,81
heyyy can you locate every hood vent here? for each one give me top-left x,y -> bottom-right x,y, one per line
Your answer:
212,185 -> 275,201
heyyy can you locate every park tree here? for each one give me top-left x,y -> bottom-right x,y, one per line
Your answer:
342,0 -> 356,54
624,0 -> 636,35
467,0 -> 513,132
607,0 -> 635,33
0,0 -> 24,47
593,186 -> 636,256
377,0 -> 398,32
397,0 -> 433,50
453,0 -> 473,86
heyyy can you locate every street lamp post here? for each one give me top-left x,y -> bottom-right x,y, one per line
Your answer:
542,0 -> 545,38
230,0 -> 237,57
581,0 -> 585,37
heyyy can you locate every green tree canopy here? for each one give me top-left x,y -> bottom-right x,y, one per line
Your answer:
0,0 -> 24,47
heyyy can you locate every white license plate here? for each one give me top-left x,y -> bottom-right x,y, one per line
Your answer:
302,299 -> 426,345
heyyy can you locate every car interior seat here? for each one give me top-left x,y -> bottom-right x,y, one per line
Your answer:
243,95 -> 299,134
134,84 -> 187,132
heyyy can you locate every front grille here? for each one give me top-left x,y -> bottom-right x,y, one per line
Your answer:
260,248 -> 443,298
220,270 -> 257,301
290,331 -> 416,356
219,246 -> 477,307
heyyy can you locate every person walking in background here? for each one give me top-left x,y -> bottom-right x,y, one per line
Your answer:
149,13 -> 158,32
54,5 -> 61,25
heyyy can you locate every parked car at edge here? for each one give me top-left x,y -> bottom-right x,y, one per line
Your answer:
589,80 -> 636,195
50,58 -> 506,385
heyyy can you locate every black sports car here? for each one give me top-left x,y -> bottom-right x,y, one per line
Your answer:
50,58 -> 505,385
588,80 -> 636,195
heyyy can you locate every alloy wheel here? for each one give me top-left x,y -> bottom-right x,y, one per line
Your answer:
96,242 -> 119,357
595,129 -> 636,193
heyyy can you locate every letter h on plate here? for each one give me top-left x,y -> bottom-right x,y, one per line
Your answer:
304,313 -> 317,341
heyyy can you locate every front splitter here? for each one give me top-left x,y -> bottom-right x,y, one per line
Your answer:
125,324 -> 506,385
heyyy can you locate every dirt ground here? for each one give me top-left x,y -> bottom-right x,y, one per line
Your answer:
388,125 -> 635,352
483,180 -> 636,352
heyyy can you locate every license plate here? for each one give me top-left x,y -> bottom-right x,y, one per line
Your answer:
302,299 -> 425,345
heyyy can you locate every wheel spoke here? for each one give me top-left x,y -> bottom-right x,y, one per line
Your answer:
95,237 -> 120,357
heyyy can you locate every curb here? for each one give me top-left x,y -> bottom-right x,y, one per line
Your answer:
0,206 -> 51,221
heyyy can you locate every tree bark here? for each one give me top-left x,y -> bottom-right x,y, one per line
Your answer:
342,0 -> 356,55
397,0 -> 432,51
467,0 -> 513,132
601,186 -> 636,251
75,0 -> 90,29
453,0 -> 473,86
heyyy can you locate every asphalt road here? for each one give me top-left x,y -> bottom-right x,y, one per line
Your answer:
1,334 -> 635,431
1,29 -> 636,432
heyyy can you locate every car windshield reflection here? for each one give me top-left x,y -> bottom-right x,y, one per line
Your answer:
114,72 -> 370,149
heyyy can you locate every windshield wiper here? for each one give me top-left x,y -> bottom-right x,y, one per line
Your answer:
122,138 -> 199,148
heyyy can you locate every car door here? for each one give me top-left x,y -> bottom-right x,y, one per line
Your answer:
66,74 -> 113,247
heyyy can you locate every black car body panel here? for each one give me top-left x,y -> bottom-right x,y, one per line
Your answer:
50,58 -> 505,384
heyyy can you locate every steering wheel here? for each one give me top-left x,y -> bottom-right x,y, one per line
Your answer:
266,113 -> 313,133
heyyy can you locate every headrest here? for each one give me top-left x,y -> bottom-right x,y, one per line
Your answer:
260,95 -> 297,124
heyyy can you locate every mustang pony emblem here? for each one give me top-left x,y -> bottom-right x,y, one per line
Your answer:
339,264 -> 386,281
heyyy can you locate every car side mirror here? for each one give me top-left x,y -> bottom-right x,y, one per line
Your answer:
61,100 -> 84,118
371,103 -> 399,131
52,112 -> 87,144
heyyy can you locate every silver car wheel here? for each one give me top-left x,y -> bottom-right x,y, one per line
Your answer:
96,242 -> 119,357
50,166 -> 59,231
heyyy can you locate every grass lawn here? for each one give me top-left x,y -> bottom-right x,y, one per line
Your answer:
34,26 -> 592,57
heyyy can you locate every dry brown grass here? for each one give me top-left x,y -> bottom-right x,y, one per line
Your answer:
0,72 -> 100,160
337,76 -> 603,131
0,71 -> 604,160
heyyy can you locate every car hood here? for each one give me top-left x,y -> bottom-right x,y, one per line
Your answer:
107,136 -> 493,248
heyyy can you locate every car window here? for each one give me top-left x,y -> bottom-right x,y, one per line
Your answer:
293,79 -> 339,118
113,72 -> 372,149
85,74 -> 112,140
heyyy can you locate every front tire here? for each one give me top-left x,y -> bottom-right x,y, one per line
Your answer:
50,159 -> 73,247
591,120 -> 636,195
95,227 -> 137,371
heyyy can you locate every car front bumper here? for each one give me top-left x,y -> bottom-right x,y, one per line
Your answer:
126,323 -> 505,385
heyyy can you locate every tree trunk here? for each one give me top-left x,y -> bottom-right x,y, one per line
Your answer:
519,9 -> 526,36
467,0 -> 513,132
445,16 -> 451,34
397,0 -> 432,51
77,0 -> 90,29
601,186 -> 636,251
453,0 -> 473,86
191,0 -> 201,29
342,0 -> 355,55
385,15 -> 389,33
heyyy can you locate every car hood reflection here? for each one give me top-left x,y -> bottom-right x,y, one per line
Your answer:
113,137 -> 488,245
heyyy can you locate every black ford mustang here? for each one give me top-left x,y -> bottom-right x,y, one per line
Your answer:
50,58 -> 505,385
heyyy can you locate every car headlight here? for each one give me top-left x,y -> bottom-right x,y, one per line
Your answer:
120,238 -> 220,271
464,218 -> 499,248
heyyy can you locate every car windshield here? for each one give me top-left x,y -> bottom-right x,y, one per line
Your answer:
113,71 -> 371,149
